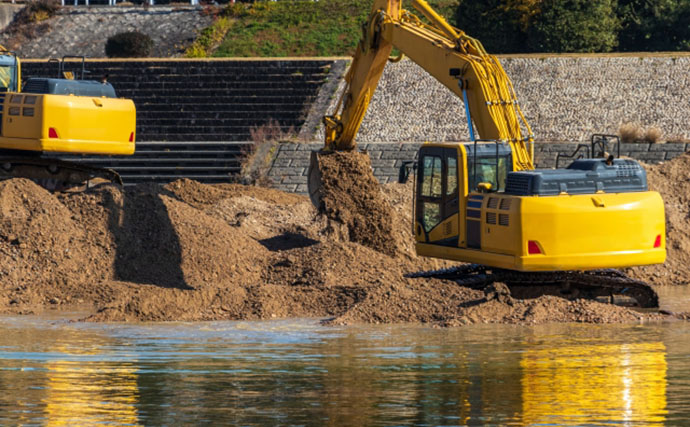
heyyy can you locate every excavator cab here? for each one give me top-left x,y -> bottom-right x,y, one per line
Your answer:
415,142 -> 513,248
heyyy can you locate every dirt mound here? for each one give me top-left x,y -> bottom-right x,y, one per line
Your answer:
0,161 -> 680,325
311,151 -> 401,257
630,153 -> 690,285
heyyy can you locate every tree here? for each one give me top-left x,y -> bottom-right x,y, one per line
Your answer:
454,0 -> 531,53
617,0 -> 678,51
528,0 -> 620,53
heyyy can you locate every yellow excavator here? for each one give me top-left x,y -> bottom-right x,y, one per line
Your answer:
0,48 -> 136,188
308,0 -> 666,307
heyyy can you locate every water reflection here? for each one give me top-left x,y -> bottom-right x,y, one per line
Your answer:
0,318 -> 686,425
44,358 -> 140,426
521,342 -> 667,425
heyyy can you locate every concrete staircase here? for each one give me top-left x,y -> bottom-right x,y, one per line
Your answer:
21,59 -> 334,184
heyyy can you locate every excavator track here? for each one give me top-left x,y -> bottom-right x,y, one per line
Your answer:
406,265 -> 659,308
0,156 -> 122,191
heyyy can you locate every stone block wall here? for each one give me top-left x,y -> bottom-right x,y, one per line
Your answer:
268,142 -> 690,193
313,56 -> 690,145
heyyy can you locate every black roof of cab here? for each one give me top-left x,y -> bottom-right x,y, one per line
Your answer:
22,77 -> 117,98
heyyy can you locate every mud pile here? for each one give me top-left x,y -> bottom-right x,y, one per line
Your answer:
630,152 -> 690,286
0,151 -> 683,325
310,151 -> 403,257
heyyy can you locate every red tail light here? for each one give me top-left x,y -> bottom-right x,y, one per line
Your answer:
129,132 -> 134,142
528,240 -> 542,255
654,234 -> 662,248
48,128 -> 58,139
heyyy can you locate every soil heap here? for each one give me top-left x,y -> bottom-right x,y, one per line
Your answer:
0,151 -> 685,325
629,152 -> 690,286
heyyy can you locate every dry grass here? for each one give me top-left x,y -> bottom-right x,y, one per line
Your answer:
249,119 -> 296,144
619,122 -> 643,143
643,127 -> 664,144
235,119 -> 297,186
2,0 -> 61,48
619,122 -> 665,144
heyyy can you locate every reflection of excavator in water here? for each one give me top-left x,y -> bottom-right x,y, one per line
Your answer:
308,0 -> 665,307
0,48 -> 136,189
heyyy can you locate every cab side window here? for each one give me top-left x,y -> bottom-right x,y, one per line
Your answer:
446,156 -> 457,196
420,155 -> 442,232
421,156 -> 442,198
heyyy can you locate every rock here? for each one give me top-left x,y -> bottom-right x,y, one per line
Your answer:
484,282 -> 513,305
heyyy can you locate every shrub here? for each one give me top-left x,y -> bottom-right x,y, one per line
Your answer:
643,127 -> 663,144
105,31 -> 153,58
619,122 -> 643,143
4,0 -> 60,40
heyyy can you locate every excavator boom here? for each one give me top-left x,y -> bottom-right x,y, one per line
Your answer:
323,0 -> 534,170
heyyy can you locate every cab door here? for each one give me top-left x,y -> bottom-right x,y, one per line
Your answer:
415,147 -> 460,246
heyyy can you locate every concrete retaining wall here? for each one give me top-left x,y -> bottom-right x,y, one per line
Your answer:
268,142 -> 690,193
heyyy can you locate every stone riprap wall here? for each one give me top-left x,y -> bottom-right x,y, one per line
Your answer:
269,142 -> 690,193
315,57 -> 690,144
1,6 -> 211,58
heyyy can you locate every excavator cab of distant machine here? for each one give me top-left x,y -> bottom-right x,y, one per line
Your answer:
0,49 -> 136,188
308,0 -> 665,307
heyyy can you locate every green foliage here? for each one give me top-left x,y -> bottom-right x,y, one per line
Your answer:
454,0 -> 529,53
186,16 -> 233,58
528,0 -> 619,52
105,31 -> 153,58
202,0 -> 688,57
213,0 -> 460,57
618,0 -> 690,51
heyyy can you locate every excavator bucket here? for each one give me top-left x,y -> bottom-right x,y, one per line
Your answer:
307,150 -> 325,208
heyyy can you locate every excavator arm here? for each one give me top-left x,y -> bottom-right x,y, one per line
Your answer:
323,0 -> 534,170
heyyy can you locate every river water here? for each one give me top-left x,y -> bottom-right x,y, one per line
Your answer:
0,306 -> 689,426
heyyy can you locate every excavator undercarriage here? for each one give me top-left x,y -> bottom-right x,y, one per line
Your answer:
0,152 -> 122,190
407,264 -> 659,308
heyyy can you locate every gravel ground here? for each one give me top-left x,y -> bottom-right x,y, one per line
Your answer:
316,57 -> 690,143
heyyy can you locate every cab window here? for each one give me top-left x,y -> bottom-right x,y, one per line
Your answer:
421,156 -> 442,198
0,65 -> 17,92
420,155 -> 442,232
446,156 -> 457,196
467,154 -> 510,192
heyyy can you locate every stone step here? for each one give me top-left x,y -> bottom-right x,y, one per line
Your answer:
132,95 -> 314,104
138,117 -> 301,126
118,86 -> 320,95
135,103 -> 308,112
137,111 -> 300,120
137,133 -> 254,141
22,59 -> 331,143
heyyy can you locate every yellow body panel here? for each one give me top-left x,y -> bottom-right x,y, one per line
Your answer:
417,190 -> 665,271
0,92 -> 136,155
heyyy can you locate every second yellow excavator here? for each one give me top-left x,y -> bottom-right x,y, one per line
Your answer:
308,0 -> 665,307
0,50 -> 136,188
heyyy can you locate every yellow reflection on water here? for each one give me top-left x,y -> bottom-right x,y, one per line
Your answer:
521,342 -> 667,425
42,346 -> 140,426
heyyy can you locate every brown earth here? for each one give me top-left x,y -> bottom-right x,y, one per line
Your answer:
629,152 -> 690,286
0,151 -> 686,325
